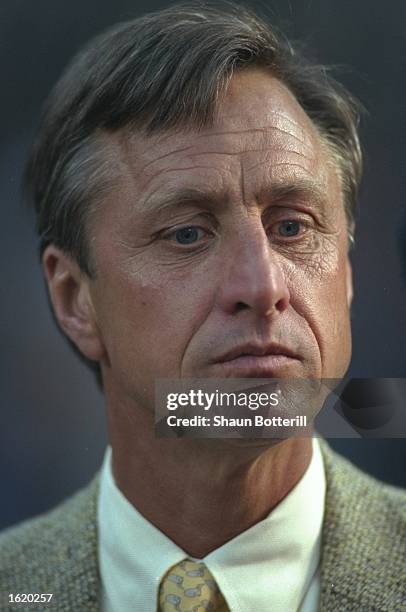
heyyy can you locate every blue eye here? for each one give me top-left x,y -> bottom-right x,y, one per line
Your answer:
278,220 -> 301,237
174,227 -> 202,244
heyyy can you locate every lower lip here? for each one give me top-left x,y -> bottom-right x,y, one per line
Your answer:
216,355 -> 300,377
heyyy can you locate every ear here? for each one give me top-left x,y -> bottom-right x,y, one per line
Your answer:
42,244 -> 105,362
345,257 -> 353,307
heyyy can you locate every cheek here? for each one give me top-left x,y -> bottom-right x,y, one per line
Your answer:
287,247 -> 352,379
310,279 -> 351,377
94,270 -> 211,384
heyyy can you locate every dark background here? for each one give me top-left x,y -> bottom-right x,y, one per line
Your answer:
1,0 -> 405,531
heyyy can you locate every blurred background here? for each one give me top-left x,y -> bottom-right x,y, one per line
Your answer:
1,0 -> 405,531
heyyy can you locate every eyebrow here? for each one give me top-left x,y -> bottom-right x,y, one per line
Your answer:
139,178 -> 330,218
261,179 -> 330,212
139,187 -> 229,217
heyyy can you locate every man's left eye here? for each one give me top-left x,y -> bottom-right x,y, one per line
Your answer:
173,226 -> 206,244
276,220 -> 301,237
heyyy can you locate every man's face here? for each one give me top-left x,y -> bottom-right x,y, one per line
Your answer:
88,69 -> 352,409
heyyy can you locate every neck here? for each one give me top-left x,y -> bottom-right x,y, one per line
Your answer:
107,395 -> 313,558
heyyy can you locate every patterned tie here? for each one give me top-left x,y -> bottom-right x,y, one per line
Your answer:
158,559 -> 230,611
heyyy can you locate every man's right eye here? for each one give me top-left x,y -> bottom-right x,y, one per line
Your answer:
170,226 -> 207,245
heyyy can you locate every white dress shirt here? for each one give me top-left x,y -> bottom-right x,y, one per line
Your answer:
98,437 -> 325,611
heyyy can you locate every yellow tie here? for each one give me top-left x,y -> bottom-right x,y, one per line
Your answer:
159,559 -> 230,611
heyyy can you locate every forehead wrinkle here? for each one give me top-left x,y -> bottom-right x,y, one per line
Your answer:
138,123 -> 314,167
196,124 -> 312,151
138,145 -> 196,173
244,149 -> 315,172
111,109 -> 316,186
267,161 -> 317,173
110,130 -> 196,180
186,146 -> 314,159
214,108 -> 309,131
138,164 -> 222,195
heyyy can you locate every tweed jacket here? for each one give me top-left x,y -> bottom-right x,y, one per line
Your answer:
0,441 -> 405,611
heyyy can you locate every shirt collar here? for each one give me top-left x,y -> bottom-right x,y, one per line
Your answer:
98,438 -> 325,612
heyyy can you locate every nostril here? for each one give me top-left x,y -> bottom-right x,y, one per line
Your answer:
275,295 -> 290,313
235,301 -> 249,312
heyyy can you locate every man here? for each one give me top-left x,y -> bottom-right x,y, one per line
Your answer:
0,3 -> 405,611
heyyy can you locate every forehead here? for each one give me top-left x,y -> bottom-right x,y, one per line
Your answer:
103,69 -> 339,210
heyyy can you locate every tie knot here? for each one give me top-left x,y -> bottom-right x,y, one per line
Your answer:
159,559 -> 229,611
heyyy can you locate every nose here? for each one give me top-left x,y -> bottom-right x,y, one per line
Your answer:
217,224 -> 290,318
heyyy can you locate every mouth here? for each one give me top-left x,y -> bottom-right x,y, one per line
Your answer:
213,344 -> 301,377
